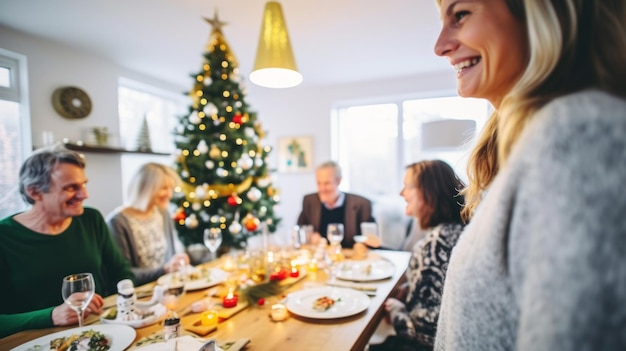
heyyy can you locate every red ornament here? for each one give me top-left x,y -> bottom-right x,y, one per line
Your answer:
232,114 -> 243,124
227,194 -> 240,206
257,298 -> 265,306
173,208 -> 186,221
244,215 -> 260,231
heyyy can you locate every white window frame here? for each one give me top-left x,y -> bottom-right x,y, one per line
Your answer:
0,48 -> 32,157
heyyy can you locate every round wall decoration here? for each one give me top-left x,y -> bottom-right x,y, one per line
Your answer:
52,86 -> 92,119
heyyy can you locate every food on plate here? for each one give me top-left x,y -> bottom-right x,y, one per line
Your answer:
50,329 -> 110,351
312,296 -> 336,311
188,267 -> 212,281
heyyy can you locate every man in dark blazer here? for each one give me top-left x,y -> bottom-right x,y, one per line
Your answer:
297,161 -> 375,248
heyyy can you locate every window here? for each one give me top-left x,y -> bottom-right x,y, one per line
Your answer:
332,94 -> 491,248
118,77 -> 187,154
117,78 -> 187,201
0,49 -> 31,219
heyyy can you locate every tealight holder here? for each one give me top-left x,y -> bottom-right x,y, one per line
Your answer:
222,293 -> 238,308
270,303 -> 288,321
201,310 -> 219,327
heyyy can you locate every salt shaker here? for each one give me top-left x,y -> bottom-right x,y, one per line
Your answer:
163,311 -> 181,341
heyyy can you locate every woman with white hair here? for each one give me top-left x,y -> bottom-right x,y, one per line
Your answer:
107,162 -> 189,285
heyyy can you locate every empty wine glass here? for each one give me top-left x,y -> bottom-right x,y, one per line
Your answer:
61,272 -> 95,327
204,227 -> 223,260
327,223 -> 344,246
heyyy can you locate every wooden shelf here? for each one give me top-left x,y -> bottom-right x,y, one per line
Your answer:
63,143 -> 171,156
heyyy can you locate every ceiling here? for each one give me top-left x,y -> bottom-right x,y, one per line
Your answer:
0,0 -> 450,89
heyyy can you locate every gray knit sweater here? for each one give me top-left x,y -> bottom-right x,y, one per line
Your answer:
106,208 -> 182,285
434,90 -> 626,351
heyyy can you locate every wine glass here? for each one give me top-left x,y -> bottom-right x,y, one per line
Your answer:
61,272 -> 95,327
204,227 -> 223,260
163,262 -> 187,312
324,245 -> 343,283
327,223 -> 344,246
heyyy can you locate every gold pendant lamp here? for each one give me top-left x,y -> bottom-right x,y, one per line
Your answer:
249,2 -> 302,88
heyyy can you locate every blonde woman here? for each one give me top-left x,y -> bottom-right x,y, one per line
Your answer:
107,163 -> 189,285
433,0 -> 626,349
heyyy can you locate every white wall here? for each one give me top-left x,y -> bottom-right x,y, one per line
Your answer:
0,25 -> 456,244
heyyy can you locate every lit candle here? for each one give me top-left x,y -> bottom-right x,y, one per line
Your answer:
290,262 -> 299,278
201,310 -> 219,327
222,292 -> 238,308
271,303 -> 288,321
222,255 -> 236,272
308,258 -> 318,272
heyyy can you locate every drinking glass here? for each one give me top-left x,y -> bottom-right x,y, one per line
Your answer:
163,261 -> 187,312
203,227 -> 223,260
324,245 -> 343,283
61,272 -> 95,327
327,223 -> 344,246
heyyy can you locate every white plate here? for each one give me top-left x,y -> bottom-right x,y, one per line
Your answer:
285,287 -> 370,319
11,324 -> 135,351
134,336 -> 223,351
101,302 -> 167,328
157,267 -> 227,291
336,259 -> 394,282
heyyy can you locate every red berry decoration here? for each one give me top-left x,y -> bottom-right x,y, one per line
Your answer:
257,298 -> 265,306
232,114 -> 243,124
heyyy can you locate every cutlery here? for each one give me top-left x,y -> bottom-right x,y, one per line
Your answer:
326,281 -> 377,296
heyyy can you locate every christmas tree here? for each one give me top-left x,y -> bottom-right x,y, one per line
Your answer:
171,13 -> 281,251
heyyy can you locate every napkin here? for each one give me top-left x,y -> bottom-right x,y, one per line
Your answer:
132,334 -> 250,351
326,281 -> 378,295
133,336 -> 222,351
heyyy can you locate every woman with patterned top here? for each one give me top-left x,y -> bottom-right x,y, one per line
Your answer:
370,160 -> 465,351
107,163 -> 189,286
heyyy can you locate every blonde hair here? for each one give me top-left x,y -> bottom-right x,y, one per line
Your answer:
126,163 -> 181,212
461,0 -> 626,220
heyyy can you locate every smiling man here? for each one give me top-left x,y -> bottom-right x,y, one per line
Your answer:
0,146 -> 133,338
297,161 -> 375,248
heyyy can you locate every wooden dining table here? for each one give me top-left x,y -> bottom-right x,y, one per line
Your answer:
1,249 -> 410,351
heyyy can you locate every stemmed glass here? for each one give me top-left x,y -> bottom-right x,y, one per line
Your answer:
61,272 -> 95,327
163,261 -> 187,312
204,227 -> 223,260
327,223 -> 344,246
324,246 -> 343,283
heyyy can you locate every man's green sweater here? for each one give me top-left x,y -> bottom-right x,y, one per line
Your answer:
0,207 -> 134,338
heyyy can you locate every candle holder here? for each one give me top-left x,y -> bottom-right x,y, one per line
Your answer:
290,266 -> 300,278
271,303 -> 289,321
308,258 -> 318,272
201,310 -> 219,327
222,293 -> 238,308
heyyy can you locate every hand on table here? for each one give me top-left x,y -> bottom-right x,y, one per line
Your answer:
383,297 -> 405,318
364,234 -> 382,248
165,253 -> 191,273
51,293 -> 104,326
310,232 -> 329,246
